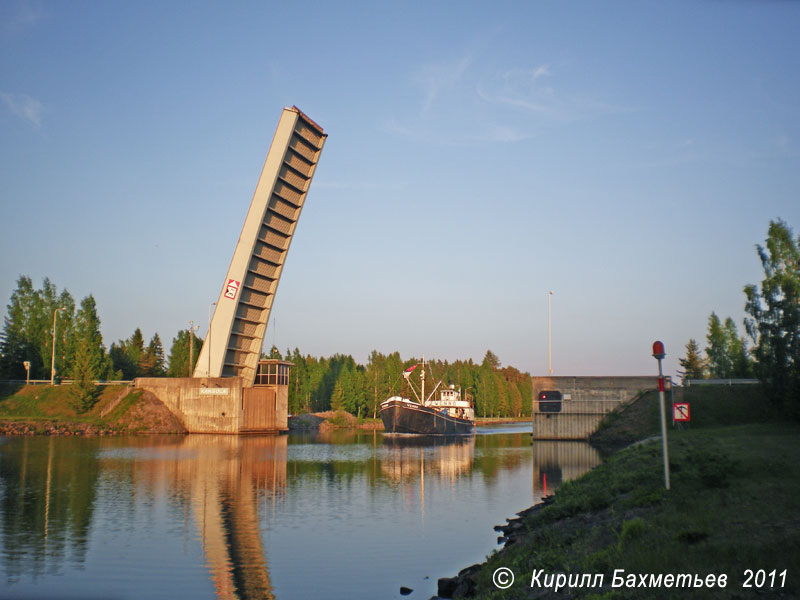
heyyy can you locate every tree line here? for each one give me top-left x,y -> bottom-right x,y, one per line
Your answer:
0,276 -> 532,417
0,276 -> 203,410
678,219 -> 799,417
276,347 -> 533,419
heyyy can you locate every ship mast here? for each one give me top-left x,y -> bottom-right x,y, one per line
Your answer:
421,355 -> 425,407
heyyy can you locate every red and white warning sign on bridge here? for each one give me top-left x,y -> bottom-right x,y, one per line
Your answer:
224,279 -> 240,300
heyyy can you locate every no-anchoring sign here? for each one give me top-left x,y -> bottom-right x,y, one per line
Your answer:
673,402 -> 690,422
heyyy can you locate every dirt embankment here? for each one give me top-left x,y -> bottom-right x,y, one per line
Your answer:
288,411 -> 383,431
109,389 -> 187,434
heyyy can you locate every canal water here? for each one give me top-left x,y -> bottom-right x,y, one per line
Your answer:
0,424 -> 601,599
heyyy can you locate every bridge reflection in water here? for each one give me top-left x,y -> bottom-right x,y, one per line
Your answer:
127,435 -> 287,600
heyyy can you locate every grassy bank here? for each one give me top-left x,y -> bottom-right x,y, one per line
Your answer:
588,384 -> 778,454
0,383 -> 185,434
445,386 -> 799,599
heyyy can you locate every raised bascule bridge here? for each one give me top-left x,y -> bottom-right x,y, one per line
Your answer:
136,106 -> 326,433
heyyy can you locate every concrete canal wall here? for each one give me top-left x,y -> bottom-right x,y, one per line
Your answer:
135,376 -> 289,434
531,376 -> 661,440
135,377 -> 246,433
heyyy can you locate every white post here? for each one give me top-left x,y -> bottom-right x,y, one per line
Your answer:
548,291 -> 553,376
50,307 -> 64,386
653,341 -> 670,490
208,302 -> 216,378
189,321 -> 199,378
421,355 -> 425,407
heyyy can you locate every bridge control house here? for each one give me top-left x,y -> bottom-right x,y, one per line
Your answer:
135,359 -> 293,434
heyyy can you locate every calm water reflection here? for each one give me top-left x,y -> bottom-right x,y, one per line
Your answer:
0,424 -> 600,599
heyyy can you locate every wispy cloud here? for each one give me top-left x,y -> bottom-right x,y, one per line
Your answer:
474,125 -> 535,143
1,1 -> 50,33
383,116 -> 533,146
414,55 -> 472,113
478,64 -> 631,122
477,65 -> 564,118
0,91 -> 46,127
775,133 -> 795,155
391,49 -> 628,146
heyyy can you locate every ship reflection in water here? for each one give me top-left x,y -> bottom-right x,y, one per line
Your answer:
381,435 -> 475,482
0,426 -> 604,600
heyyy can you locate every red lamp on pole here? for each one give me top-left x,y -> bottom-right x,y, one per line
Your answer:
652,340 -> 670,490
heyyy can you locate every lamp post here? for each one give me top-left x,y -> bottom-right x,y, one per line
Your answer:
548,291 -> 553,376
652,340 -> 670,490
208,302 -> 216,378
189,321 -> 199,378
50,307 -> 65,385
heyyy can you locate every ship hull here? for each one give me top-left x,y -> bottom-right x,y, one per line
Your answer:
380,399 -> 474,435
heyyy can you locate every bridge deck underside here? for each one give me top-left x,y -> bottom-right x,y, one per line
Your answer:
222,117 -> 325,383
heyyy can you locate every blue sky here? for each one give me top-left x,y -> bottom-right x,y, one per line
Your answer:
1,1 -> 799,380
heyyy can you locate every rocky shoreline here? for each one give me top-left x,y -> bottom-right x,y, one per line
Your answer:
433,497 -> 556,599
0,420 -> 126,436
288,411 -> 384,431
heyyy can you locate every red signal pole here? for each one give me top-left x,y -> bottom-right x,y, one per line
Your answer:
652,341 -> 670,490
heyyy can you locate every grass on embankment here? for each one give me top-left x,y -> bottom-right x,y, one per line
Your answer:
589,384 -> 779,454
464,386 -> 799,599
0,383 -> 180,433
0,383 -> 126,422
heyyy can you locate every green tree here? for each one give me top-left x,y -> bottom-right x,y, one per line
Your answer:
744,219 -> 800,413
0,276 -> 39,379
678,338 -> 706,383
127,328 -> 145,372
55,290 -> 77,378
482,349 -> 501,369
265,345 -> 282,359
30,278 -> 59,373
724,317 -> 752,378
69,295 -> 112,412
0,276 -> 76,380
705,313 -> 752,378
167,329 -> 203,377
330,379 -> 345,411
142,333 -> 166,376
109,341 -> 134,379
705,312 -> 731,378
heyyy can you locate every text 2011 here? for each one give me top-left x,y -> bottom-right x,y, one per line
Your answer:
742,569 -> 787,589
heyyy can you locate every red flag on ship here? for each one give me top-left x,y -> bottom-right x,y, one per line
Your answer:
403,364 -> 417,379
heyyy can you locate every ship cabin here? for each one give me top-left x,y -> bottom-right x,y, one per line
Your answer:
425,385 -> 475,421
